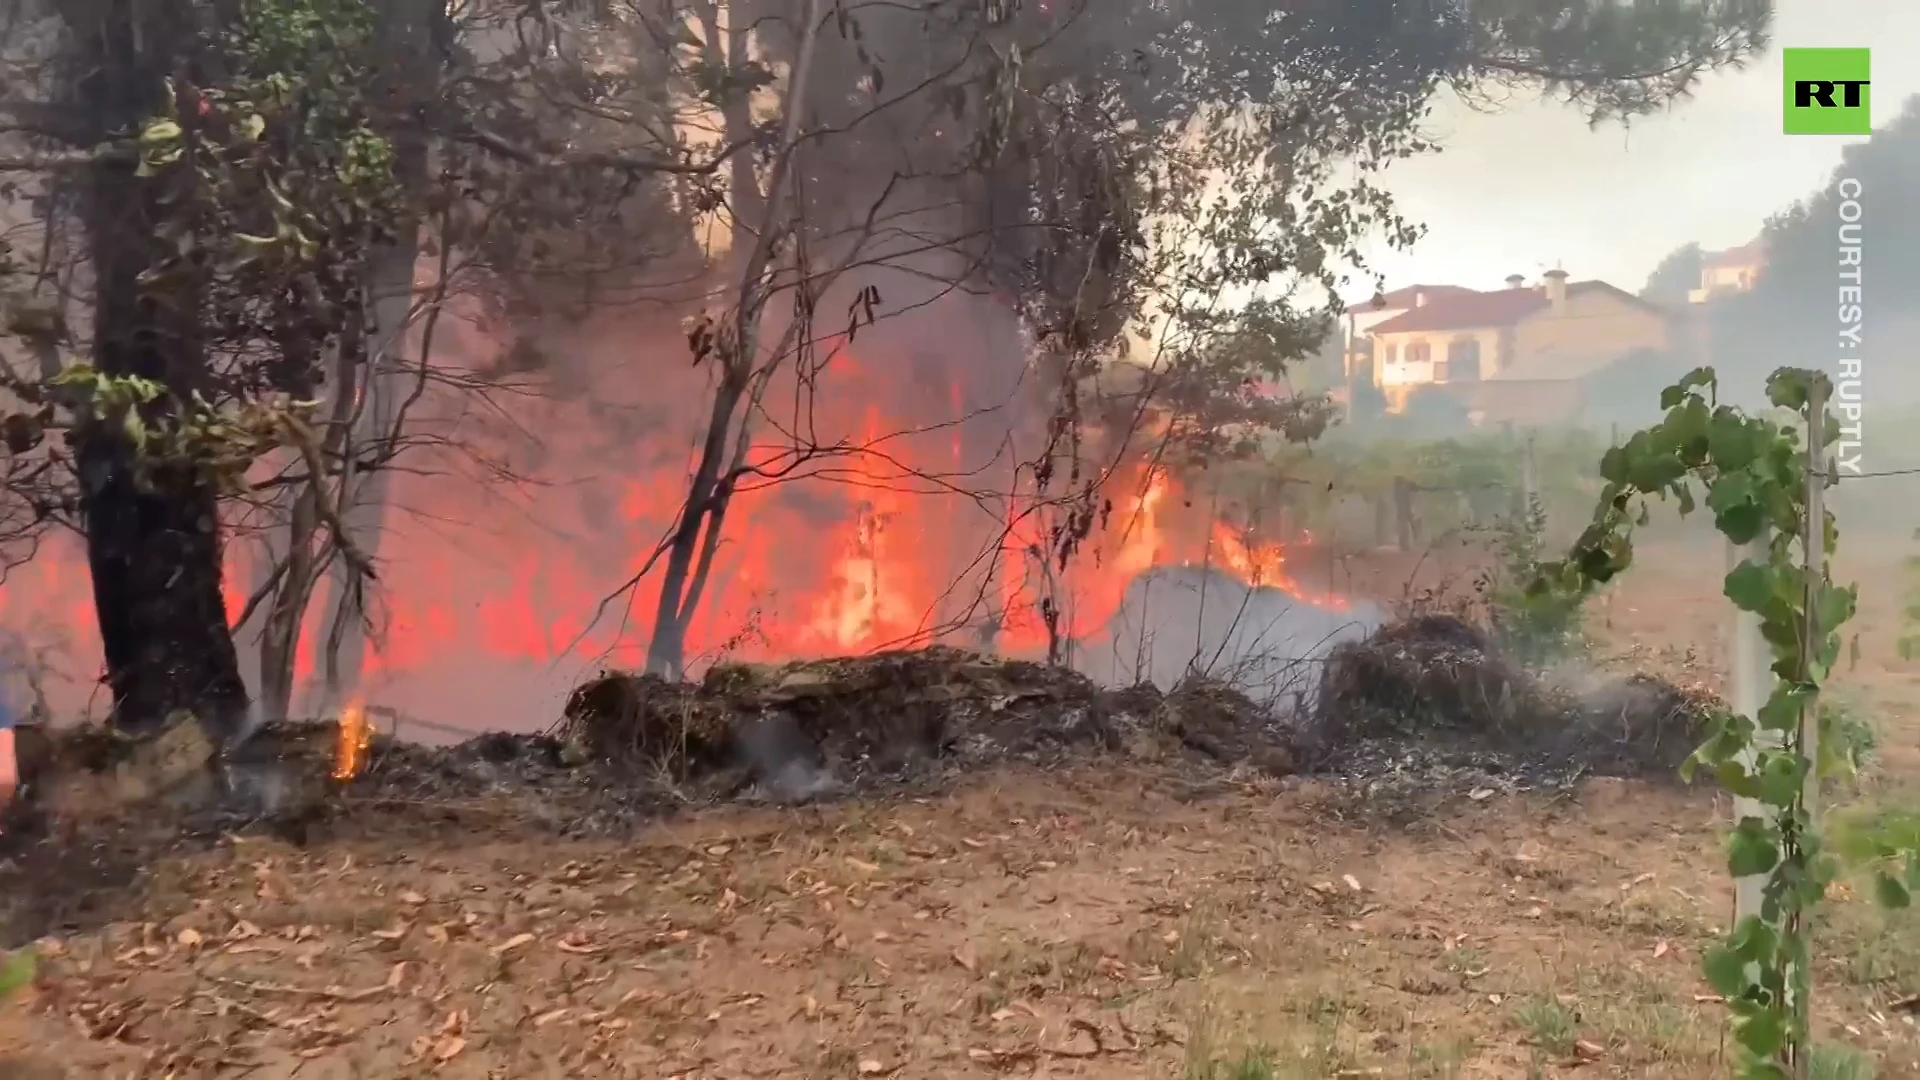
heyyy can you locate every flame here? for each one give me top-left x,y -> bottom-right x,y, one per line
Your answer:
332,699 -> 371,781
1207,522 -> 1350,611
0,316 -> 1351,724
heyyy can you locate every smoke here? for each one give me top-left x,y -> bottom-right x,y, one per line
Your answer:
1079,565 -> 1382,712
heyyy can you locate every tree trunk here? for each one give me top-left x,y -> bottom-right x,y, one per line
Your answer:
315,0 -> 442,707
258,486 -> 321,721
70,1 -> 249,740
645,372 -> 745,677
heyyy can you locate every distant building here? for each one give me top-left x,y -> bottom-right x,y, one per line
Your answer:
1339,284 -> 1477,386
1689,241 -> 1766,304
1346,269 -> 1675,426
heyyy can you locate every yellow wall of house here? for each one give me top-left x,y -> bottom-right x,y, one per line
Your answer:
1507,289 -> 1669,377
1372,326 -> 1504,386
1367,288 -> 1668,389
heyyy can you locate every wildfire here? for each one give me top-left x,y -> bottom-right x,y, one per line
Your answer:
1206,522 -> 1350,611
0,331 -> 1354,727
332,699 -> 372,781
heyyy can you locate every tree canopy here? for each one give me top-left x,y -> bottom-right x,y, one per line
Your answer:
0,0 -> 1779,717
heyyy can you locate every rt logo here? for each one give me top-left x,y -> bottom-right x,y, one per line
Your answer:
1784,48 -> 1870,135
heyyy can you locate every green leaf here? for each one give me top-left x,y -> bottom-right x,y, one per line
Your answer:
1724,561 -> 1774,613
242,113 -> 267,141
1716,502 -> 1765,544
1756,754 -> 1807,807
1766,368 -> 1811,410
1728,818 -> 1780,877
1702,943 -> 1750,997
1875,870 -> 1912,909
1757,684 -> 1812,733
1733,1005 -> 1786,1058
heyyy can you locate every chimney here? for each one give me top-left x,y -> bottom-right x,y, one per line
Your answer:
1504,274 -> 1525,290
1543,268 -> 1569,313
1413,289 -> 1427,308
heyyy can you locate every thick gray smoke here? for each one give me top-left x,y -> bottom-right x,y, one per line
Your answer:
1077,566 -> 1382,711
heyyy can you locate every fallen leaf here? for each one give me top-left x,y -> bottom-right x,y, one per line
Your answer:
400,890 -> 428,905
1574,1039 -> 1605,1060
856,1058 -> 889,1075
1342,875 -> 1363,892
432,1035 -> 466,1062
1653,941 -> 1670,958
1468,788 -> 1494,801
177,928 -> 204,948
491,933 -> 536,956
556,933 -> 603,955
952,946 -> 977,973
534,1007 -> 569,1027
372,921 -> 412,941
846,857 -> 881,874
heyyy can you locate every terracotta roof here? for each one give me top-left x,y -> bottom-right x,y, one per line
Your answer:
1355,284 -> 1479,312
1369,280 -> 1669,335
1368,287 -> 1548,334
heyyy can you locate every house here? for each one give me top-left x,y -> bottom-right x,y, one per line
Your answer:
1356,270 -> 1675,425
1689,241 -> 1766,304
1339,284 -> 1477,385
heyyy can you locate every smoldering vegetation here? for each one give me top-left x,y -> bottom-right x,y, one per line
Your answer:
4,563 -> 1726,857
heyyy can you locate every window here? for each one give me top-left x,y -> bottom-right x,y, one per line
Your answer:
1382,342 -> 1399,365
1447,337 -> 1482,381
1405,342 -> 1431,364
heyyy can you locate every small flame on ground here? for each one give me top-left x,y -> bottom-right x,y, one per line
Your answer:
333,700 -> 372,781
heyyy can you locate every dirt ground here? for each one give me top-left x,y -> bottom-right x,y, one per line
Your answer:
2,538 -> 1917,1080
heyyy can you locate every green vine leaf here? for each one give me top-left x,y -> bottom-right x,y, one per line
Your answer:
1724,561 -> 1773,612
1873,871 -> 1911,909
1728,818 -> 1781,877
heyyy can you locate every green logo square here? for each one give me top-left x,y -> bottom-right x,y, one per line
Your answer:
1784,48 -> 1871,135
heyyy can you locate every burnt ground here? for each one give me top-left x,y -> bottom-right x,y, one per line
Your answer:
0,540 -> 1917,1078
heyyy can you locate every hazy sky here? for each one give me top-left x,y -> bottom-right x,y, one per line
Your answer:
1349,1 -> 1914,299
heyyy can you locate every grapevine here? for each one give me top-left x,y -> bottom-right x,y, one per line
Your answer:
1528,366 -> 1915,1078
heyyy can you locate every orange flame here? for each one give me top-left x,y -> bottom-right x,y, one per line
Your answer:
332,700 -> 371,781
0,326 -> 1354,724
1207,522 -> 1350,611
